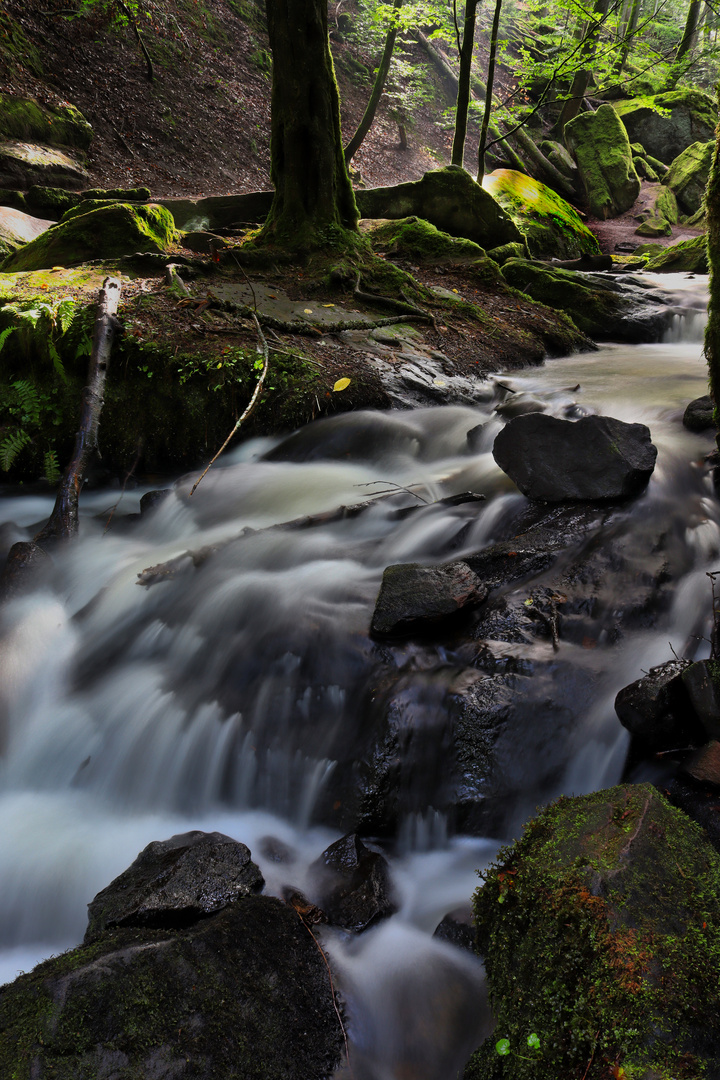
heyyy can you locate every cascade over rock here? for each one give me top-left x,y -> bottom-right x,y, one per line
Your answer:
565,104 -> 641,220
492,413 -> 657,502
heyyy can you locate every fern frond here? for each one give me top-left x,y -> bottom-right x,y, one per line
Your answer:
43,449 -> 61,485
12,380 -> 41,426
47,340 -> 68,383
0,326 -> 15,354
0,429 -> 31,471
56,298 -> 77,335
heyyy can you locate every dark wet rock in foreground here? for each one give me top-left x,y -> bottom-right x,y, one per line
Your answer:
683,394 -> 715,432
371,561 -> 488,637
86,830 -> 264,942
614,659 -> 705,753
492,413 -> 657,502
0,835 -> 342,1080
309,832 -> 397,931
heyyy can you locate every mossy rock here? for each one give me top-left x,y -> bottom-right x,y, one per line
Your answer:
357,167 -> 523,250
663,140 -> 714,216
613,89 -> 717,165
25,184 -> 82,219
635,216 -> 672,237
1,203 -> 180,271
365,215 -> 486,262
499,258 -> 662,341
653,185 -> 678,224
0,188 -> 26,212
0,140 -> 90,191
482,169 -> 599,259
466,784 -> 720,1079
0,894 -> 343,1079
0,93 -> 92,150
486,241 -> 527,265
644,234 -> 708,273
83,186 -> 152,202
633,155 -> 659,182
565,105 -> 641,220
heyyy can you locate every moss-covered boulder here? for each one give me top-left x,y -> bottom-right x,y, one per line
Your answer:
565,104 -> 641,219
365,215 -> 486,262
633,154 -> 660,181
613,89 -> 717,165
644,234 -> 708,272
356,167 -> 523,249
653,184 -> 678,224
24,184 -> 82,218
663,140 -> 714,216
467,784 -> 720,1080
499,258 -> 670,342
0,140 -> 90,191
1,202 -> 179,271
0,205 -> 52,258
0,93 -> 93,149
0,836 -> 343,1080
481,170 -> 599,259
635,216 -> 672,237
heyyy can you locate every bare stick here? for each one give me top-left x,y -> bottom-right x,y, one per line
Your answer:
36,277 -> 122,543
189,312 -> 270,496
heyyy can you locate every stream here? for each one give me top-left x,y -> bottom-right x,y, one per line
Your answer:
0,272 -> 715,1078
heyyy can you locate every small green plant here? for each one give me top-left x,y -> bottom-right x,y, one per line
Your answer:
495,1032 -> 542,1060
0,296 -> 82,381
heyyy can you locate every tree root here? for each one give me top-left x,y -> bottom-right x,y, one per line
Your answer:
353,273 -> 431,320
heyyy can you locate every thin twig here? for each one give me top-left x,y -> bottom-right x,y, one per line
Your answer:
295,915 -> 351,1074
189,312 -> 270,496
103,440 -> 143,534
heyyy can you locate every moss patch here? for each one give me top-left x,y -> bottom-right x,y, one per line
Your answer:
645,234 -> 708,273
467,784 -> 720,1080
482,170 -> 599,259
364,216 -> 486,262
663,141 -> 714,216
0,92 -> 93,149
565,104 -> 641,220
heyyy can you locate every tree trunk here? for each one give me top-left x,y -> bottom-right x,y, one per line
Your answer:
451,0 -> 480,168
36,277 -> 122,543
676,0 -> 703,61
704,96 -> 720,437
345,0 -> 403,164
261,0 -> 358,248
477,0 -> 502,182
613,0 -> 642,77
553,0 -> 610,138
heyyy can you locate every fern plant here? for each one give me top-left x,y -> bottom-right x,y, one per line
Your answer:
0,429 -> 31,471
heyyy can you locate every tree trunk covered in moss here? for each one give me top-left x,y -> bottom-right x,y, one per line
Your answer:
676,0 -> 703,61
261,0 -> 358,247
451,0 -> 480,168
477,0 -> 502,182
704,104 -> 720,436
553,0 -> 610,138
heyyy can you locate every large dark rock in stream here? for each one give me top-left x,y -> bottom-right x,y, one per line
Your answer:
465,784 -> 720,1079
85,830 -> 265,941
371,561 -> 488,637
614,659 -> 705,753
492,413 -> 657,502
0,834 -> 343,1080
683,394 -> 715,433
309,832 -> 397,931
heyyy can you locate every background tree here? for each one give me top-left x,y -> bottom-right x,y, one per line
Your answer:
260,0 -> 358,249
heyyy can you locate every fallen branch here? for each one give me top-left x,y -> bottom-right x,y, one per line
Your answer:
36,277 -> 123,543
189,312 -> 270,496
116,0 -> 154,81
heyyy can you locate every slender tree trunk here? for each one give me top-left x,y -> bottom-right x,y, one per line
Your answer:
451,0 -> 480,168
613,0 -> 642,77
261,0 -> 358,248
344,0 -> 403,164
477,0 -> 502,182
676,0 -> 703,61
36,277 -> 122,543
704,98 -> 720,435
553,0 -> 610,138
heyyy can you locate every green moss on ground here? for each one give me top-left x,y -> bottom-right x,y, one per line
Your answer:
644,234 -> 708,272
365,216 -> 486,262
467,784 -> 720,1080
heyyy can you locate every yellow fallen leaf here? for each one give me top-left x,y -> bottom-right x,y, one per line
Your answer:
452,288 -> 459,293
304,308 -> 313,314
322,303 -> 335,308
333,377 -> 351,392
50,266 -> 65,272
433,378 -> 446,387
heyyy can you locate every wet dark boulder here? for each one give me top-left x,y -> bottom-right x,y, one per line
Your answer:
309,833 -> 397,931
683,395 -> 715,433
466,784 -> 720,1079
492,413 -> 657,502
371,560 -> 488,637
86,830 -> 265,941
614,659 -> 704,753
681,660 -> 720,740
0,837 -> 343,1080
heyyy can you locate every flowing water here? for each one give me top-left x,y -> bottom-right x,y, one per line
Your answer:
0,272 -> 715,1077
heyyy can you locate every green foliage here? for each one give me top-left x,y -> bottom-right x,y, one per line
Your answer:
0,428 -> 31,472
